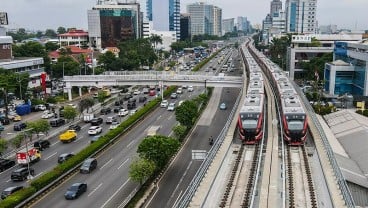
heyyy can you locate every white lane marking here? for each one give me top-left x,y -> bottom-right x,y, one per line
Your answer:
44,152 -> 57,160
127,140 -> 135,148
100,158 -> 113,170
51,141 -> 60,146
81,124 -> 88,129
88,183 -> 103,197
169,161 -> 192,207
6,179 -> 11,182
172,190 -> 183,208
117,158 -> 129,170
101,179 -> 130,208
168,131 -> 173,137
34,172 -> 44,178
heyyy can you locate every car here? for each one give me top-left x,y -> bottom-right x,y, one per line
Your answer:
160,100 -> 169,108
88,126 -> 102,135
142,88 -> 150,94
149,90 -> 156,96
58,153 -> 75,164
133,89 -> 141,95
67,103 -> 77,109
90,117 -> 103,126
205,68 -> 209,72
0,159 -> 16,172
123,94 -> 133,100
80,158 -> 97,173
138,96 -> 147,103
68,124 -> 81,131
13,122 -> 27,131
109,121 -> 119,130
1,186 -> 23,199
0,117 -> 10,125
41,110 -> 55,119
100,107 -> 111,115
188,86 -> 194,92
129,109 -> 137,115
178,100 -> 184,106
11,167 -> 35,181
219,102 -> 227,110
64,183 -> 87,200
127,102 -> 136,110
106,116 -> 117,124
13,115 -> 22,122
182,85 -> 188,89
167,102 -> 176,111
118,109 -> 129,117
128,98 -> 136,103
35,104 -> 46,111
176,88 -> 183,94
0,124 -> 4,131
33,140 -> 50,151
170,93 -> 178,99
90,135 -> 102,143
113,107 -> 121,113
50,118 -> 65,127
114,100 -> 124,106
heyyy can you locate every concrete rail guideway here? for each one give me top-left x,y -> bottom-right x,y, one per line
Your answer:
63,71 -> 243,101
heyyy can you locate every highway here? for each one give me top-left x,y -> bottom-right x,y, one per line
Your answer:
0,92 -> 149,193
30,86 -> 201,208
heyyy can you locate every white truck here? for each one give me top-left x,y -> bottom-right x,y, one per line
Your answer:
16,147 -> 41,165
147,126 -> 161,136
83,113 -> 95,122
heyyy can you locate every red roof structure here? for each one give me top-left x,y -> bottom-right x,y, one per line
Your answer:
58,29 -> 88,37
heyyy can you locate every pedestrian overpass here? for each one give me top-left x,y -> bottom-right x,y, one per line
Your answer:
63,71 -> 244,100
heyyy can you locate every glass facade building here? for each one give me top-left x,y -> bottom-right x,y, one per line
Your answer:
187,2 -> 222,36
285,0 -> 317,34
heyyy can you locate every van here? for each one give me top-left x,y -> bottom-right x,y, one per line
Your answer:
80,158 -> 97,174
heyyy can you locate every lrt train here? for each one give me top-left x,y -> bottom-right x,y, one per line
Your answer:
247,43 -> 308,145
237,39 -> 265,144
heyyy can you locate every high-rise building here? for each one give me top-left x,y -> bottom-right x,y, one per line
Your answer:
146,0 -> 180,40
270,0 -> 282,18
180,14 -> 191,41
88,0 -> 142,49
285,0 -> 317,34
237,16 -> 250,33
187,2 -> 222,37
222,18 -> 235,35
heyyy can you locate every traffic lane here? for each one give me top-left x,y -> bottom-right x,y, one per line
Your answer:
146,87 -> 240,207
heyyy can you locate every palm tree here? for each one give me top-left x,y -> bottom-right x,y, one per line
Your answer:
149,34 -> 163,52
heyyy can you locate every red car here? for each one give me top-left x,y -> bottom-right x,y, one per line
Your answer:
149,90 -> 156,96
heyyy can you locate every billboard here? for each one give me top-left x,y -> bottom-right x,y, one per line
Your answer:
0,12 -> 8,25
291,35 -> 312,43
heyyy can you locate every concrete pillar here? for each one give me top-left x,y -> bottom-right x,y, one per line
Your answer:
67,88 -> 72,101
79,87 -> 82,97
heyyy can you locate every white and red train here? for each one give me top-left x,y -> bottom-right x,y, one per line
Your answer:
238,37 -> 308,146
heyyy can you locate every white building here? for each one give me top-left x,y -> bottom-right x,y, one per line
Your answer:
213,6 -> 222,37
149,31 -> 177,51
58,29 -> 88,47
187,2 -> 222,36
285,0 -> 317,34
222,18 -> 235,35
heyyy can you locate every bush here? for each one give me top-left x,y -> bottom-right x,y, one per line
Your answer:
0,186 -> 36,208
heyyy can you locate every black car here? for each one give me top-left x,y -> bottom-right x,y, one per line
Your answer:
138,96 -> 147,103
90,118 -> 103,126
114,100 -> 124,106
58,153 -> 75,164
127,102 -> 136,110
80,158 -> 97,173
123,94 -> 133,101
11,167 -> 35,181
13,122 -> 27,131
128,98 -> 136,103
0,117 -> 10,125
50,118 -> 65,127
100,107 -> 111,115
68,124 -> 81,131
1,186 -> 23,199
64,183 -> 87,200
33,140 -> 50,151
113,107 -> 121,113
0,159 -> 16,172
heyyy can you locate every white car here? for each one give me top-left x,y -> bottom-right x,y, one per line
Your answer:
188,86 -> 194,92
109,121 -> 119,130
133,90 -> 141,95
41,110 -> 55,119
178,100 -> 184,106
160,100 -> 168,108
35,104 -> 46,111
176,88 -> 183,94
88,126 -> 102,135
67,103 -> 77,109
118,109 -> 129,117
167,103 -> 175,111
130,109 -> 137,115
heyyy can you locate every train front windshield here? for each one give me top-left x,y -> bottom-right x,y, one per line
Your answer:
286,114 -> 305,131
240,113 -> 259,129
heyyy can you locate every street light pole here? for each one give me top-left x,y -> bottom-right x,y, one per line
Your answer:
23,128 -> 34,180
62,62 -> 65,77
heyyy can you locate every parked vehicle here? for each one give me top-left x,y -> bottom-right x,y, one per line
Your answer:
90,117 -> 103,126
80,158 -> 97,173
83,114 -> 94,123
1,186 -> 23,199
0,159 -> 16,172
59,130 -> 77,143
50,118 -> 65,127
16,148 -> 41,165
13,122 -> 27,131
41,110 -> 55,119
64,183 -> 87,200
11,167 -> 35,181
33,140 -> 50,151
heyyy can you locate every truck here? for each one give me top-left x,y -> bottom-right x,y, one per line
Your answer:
147,126 -> 161,136
102,89 -> 111,97
16,147 -> 41,165
59,130 -> 77,143
83,113 -> 95,122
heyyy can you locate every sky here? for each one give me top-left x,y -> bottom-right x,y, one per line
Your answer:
0,0 -> 367,31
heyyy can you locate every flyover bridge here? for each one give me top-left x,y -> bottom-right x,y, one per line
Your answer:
63,71 -> 243,100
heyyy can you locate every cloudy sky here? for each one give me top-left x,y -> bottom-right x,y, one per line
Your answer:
1,0 -> 367,31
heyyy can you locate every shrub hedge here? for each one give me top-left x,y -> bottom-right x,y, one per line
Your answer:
0,86 -> 177,207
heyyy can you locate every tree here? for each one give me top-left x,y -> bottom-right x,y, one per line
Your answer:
12,41 -> 46,57
26,119 -> 51,138
129,158 -> 156,185
118,38 -> 157,70
0,139 -> 8,157
137,135 -> 180,169
97,91 -> 108,104
57,27 -> 67,35
45,42 -> 59,51
44,29 -> 57,38
149,34 -> 163,51
300,53 -> 333,80
11,134 -> 25,149
268,34 -> 292,70
50,55 -> 80,78
175,100 -> 199,128
79,98 -> 95,114
172,125 -> 187,141
98,51 -> 118,71
63,106 -> 78,121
